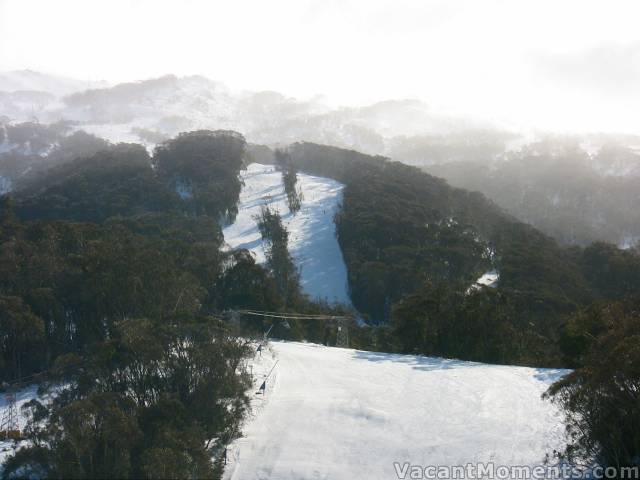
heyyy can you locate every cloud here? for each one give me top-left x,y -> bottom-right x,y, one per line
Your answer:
2,0 -> 640,132
531,43 -> 640,97
301,0 -> 465,34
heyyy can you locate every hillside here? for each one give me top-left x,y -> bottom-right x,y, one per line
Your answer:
223,163 -> 351,305
0,72 -> 495,155
224,341 -> 567,480
282,142 -> 640,366
426,138 -> 640,248
4,133 -> 639,368
3,0 -> 640,474
3,71 -> 640,249
0,70 -> 92,96
1,129 -> 639,478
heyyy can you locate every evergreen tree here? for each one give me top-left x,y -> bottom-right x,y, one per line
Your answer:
275,148 -> 302,214
2,318 -> 252,479
254,206 -> 301,306
546,297 -> 640,472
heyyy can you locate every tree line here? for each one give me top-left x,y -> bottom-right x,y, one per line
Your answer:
2,132 -> 639,475
283,141 -> 640,473
0,131 -> 349,478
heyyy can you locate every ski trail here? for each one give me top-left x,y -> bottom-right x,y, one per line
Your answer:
223,163 -> 352,306
224,341 -> 568,480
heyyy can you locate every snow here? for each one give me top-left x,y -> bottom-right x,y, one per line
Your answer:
0,176 -> 11,195
0,385 -> 39,468
0,142 -> 13,155
467,270 -> 500,293
77,123 -> 144,146
0,70 -> 90,96
619,234 -> 640,250
223,163 -> 351,306
475,270 -> 499,288
224,341 -> 568,480
0,71 -> 507,157
175,180 -> 193,200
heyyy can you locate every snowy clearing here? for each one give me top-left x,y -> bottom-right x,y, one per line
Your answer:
0,385 -> 39,468
0,176 -> 11,195
466,270 -> 500,294
224,341 -> 568,480
475,270 -> 499,288
223,163 -> 351,306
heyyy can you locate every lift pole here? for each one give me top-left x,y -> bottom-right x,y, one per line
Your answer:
0,391 -> 20,440
233,310 -> 352,348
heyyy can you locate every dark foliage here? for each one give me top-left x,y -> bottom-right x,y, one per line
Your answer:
0,123 -> 109,192
285,142 -> 640,366
153,130 -> 246,221
2,130 -> 640,477
0,206 -> 287,384
254,206 -> 302,306
2,318 -> 252,479
0,131 -> 289,478
14,143 -> 178,222
275,148 -> 302,214
392,282 -> 557,365
546,297 -> 640,472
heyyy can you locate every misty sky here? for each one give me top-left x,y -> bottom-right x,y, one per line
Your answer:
1,0 -> 640,132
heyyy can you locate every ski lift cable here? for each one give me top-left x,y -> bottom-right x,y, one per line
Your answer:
237,309 -> 351,318
265,360 -> 279,381
235,310 -> 350,321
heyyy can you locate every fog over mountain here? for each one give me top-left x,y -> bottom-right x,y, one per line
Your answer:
3,0 -> 640,131
2,68 -> 640,248
3,2 -> 640,478
0,70 -> 498,148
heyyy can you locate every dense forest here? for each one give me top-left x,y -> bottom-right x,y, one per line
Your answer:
286,142 -> 640,366
425,136 -> 640,248
544,295 -> 640,474
283,141 -> 640,470
1,129 -> 639,476
0,130 -> 346,478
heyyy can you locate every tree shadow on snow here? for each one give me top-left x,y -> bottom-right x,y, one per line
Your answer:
352,350 -> 484,373
532,368 -> 570,383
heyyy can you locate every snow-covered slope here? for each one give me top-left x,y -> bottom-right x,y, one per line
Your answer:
225,341 -> 568,480
223,163 -> 351,306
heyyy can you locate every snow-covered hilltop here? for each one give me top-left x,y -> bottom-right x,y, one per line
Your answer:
223,163 -> 351,306
0,70 -> 94,97
224,341 -> 568,480
2,70 -> 639,248
0,71 -> 492,156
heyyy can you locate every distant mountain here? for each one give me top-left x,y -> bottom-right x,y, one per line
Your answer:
0,70 -> 100,96
426,137 -> 640,248
0,70 -> 109,124
0,72 -> 498,155
2,71 -> 640,249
